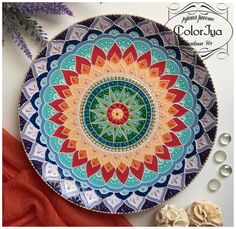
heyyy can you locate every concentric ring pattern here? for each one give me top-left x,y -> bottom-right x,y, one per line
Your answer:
80,76 -> 156,151
19,15 -> 218,213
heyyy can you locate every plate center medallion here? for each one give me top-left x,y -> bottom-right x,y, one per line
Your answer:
80,76 -> 156,152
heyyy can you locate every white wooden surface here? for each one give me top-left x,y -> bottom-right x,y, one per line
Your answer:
2,2 -> 234,226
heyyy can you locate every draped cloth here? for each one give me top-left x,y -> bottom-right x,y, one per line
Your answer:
2,129 -> 132,226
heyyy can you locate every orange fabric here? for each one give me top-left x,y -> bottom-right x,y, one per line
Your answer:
2,129 -> 132,226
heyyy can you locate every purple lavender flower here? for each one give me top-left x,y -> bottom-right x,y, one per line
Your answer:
3,2 -> 73,59
12,29 -> 33,59
18,3 -> 73,16
3,15 -> 33,59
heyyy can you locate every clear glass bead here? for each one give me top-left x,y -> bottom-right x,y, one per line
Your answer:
219,164 -> 232,177
208,179 -> 221,191
213,150 -> 227,163
219,133 -> 231,146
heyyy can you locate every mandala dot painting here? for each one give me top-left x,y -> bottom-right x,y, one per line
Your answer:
19,15 -> 218,214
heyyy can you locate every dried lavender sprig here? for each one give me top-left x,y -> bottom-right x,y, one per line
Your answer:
18,3 -> 73,16
5,3 -> 48,47
3,2 -> 73,59
23,17 -> 48,47
3,15 -> 33,59
12,28 -> 33,59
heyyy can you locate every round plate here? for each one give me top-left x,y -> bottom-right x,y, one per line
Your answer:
18,15 -> 218,214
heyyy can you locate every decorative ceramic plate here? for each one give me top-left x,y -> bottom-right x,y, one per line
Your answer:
19,15 -> 218,214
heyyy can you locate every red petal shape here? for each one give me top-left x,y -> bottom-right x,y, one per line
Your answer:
155,145 -> 171,160
60,139 -> 76,153
144,155 -> 158,172
49,99 -> 68,112
123,44 -> 137,64
168,104 -> 188,117
167,118 -> 187,132
130,160 -> 144,181
62,70 -> 79,85
166,89 -> 186,103
53,85 -> 71,98
91,45 -> 106,66
72,150 -> 88,167
76,56 -> 91,74
101,163 -> 115,182
137,51 -> 151,68
49,113 -> 68,124
53,126 -> 70,138
163,132 -> 181,147
150,61 -> 166,76
107,43 -> 122,63
86,159 -> 101,177
160,75 -> 178,89
116,163 -> 129,184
